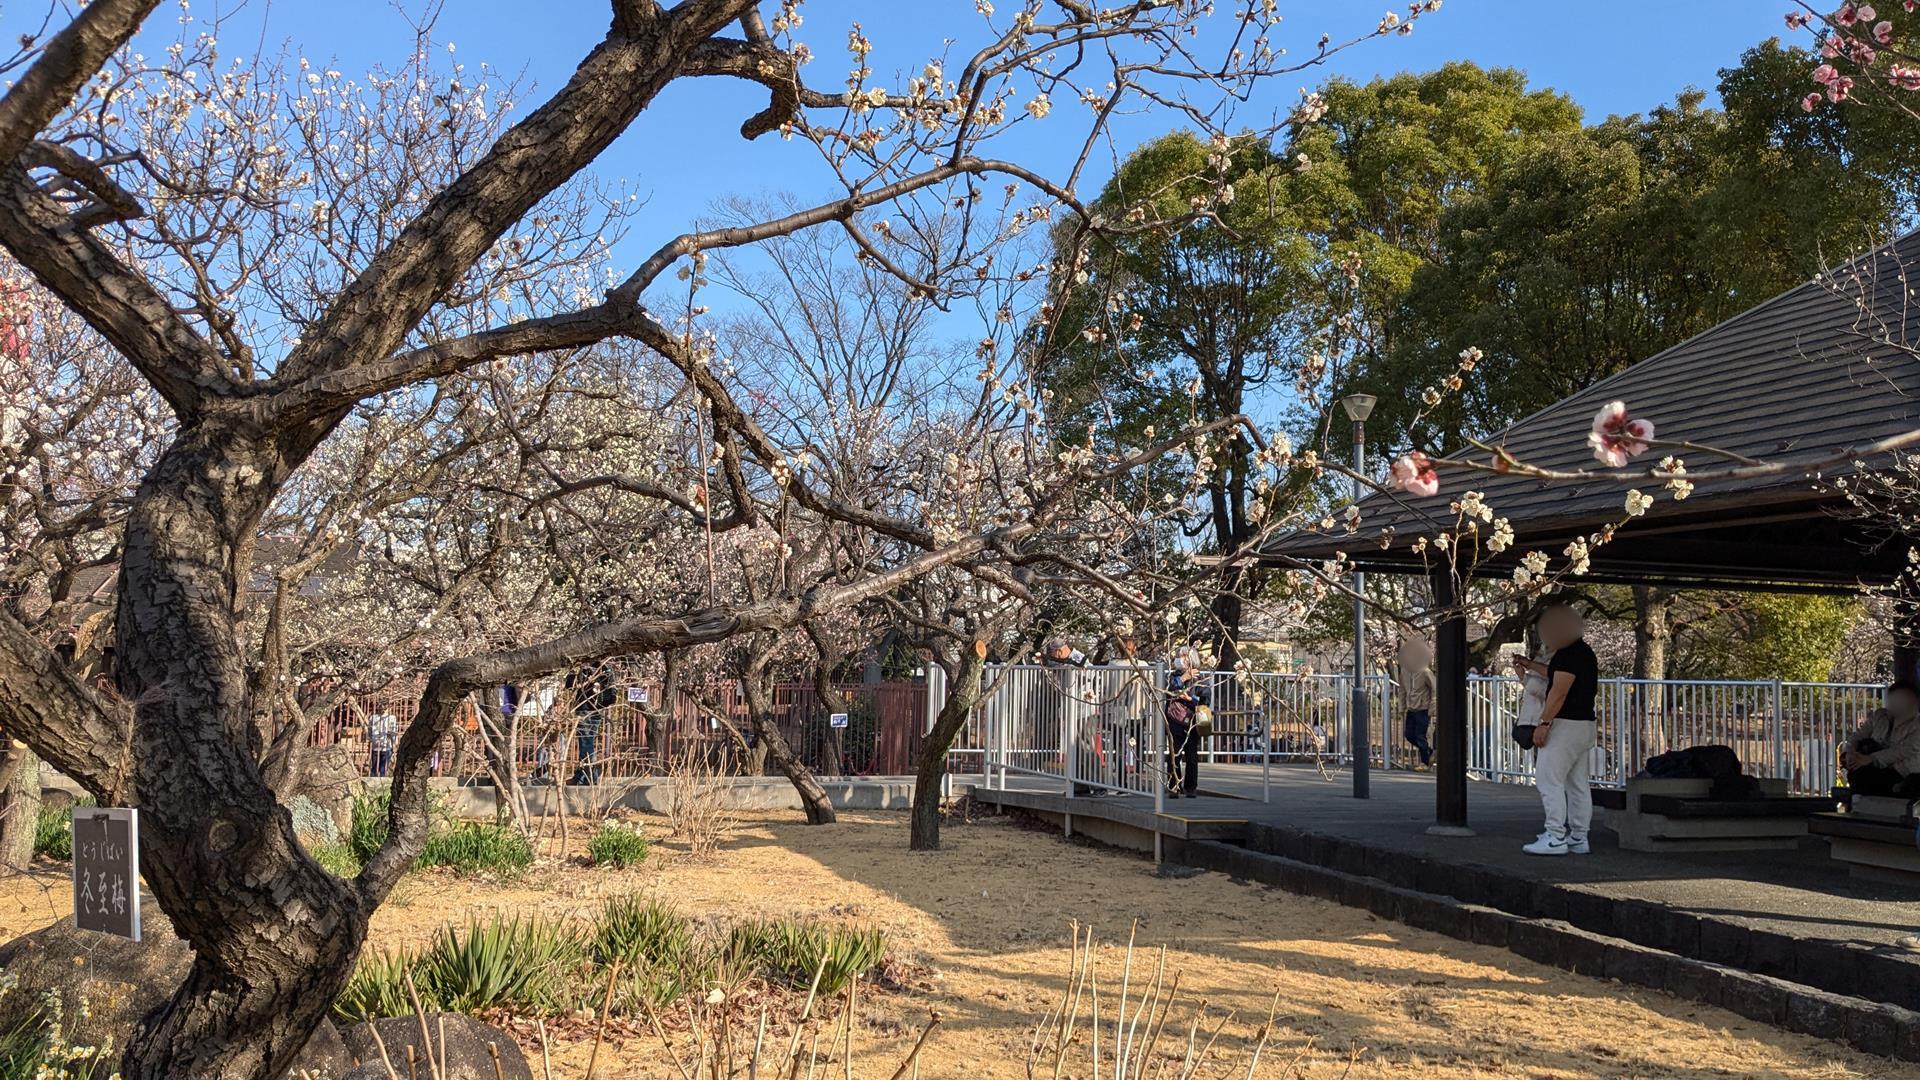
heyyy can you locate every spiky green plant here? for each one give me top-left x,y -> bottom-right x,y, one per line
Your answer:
418,914 -> 589,1014
332,948 -> 427,1022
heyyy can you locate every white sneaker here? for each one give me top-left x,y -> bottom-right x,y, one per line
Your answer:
1566,836 -> 1591,854
1523,833 -> 1570,856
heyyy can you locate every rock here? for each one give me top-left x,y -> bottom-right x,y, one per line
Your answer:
291,793 -> 340,844
0,908 -> 351,1079
38,787 -> 75,813
337,1014 -> 534,1080
0,901 -> 195,1049
292,743 -> 363,838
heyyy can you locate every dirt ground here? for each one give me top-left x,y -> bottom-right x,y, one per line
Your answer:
2,807 -> 1914,1079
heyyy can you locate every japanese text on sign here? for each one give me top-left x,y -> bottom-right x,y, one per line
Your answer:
72,807 -> 141,942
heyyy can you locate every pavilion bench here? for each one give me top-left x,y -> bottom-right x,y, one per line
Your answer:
1809,795 -> 1920,885
1594,776 -> 1836,853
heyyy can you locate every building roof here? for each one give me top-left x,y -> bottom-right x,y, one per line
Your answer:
1267,232 -> 1920,591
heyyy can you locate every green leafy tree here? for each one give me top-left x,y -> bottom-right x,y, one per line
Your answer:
1040,131 -> 1320,663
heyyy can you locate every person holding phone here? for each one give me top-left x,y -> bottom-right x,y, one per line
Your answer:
1510,605 -> 1600,856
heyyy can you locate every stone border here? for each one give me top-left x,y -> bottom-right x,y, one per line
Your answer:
1169,837 -> 1920,1062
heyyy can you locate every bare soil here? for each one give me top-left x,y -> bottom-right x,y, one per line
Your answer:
1,807 -> 1911,1078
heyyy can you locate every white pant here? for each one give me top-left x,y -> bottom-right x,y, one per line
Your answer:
1535,719 -> 1596,841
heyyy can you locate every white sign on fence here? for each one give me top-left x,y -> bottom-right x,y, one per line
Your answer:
626,687 -> 647,704
72,807 -> 140,942
830,711 -> 849,729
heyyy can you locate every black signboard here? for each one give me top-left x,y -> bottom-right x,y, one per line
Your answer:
71,807 -> 140,941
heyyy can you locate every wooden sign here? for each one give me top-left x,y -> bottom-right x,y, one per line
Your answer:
72,807 -> 140,942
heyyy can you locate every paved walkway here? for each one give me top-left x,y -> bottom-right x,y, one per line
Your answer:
980,763 -> 1920,950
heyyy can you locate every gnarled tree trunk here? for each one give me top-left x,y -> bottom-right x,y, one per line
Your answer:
737,644 -> 835,824
909,646 -> 985,851
112,434 -> 370,1078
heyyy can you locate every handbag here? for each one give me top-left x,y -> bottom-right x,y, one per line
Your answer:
1511,723 -> 1536,750
1192,704 -> 1213,738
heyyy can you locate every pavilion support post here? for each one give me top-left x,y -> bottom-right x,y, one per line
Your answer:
1428,561 -> 1473,836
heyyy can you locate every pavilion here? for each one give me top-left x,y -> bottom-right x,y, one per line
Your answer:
1265,231 -> 1920,832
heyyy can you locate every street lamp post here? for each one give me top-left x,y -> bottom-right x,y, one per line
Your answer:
1342,393 -> 1377,800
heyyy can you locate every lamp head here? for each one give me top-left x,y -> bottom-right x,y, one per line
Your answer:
1341,394 -> 1377,423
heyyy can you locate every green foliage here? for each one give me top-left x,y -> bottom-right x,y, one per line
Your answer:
334,899 -> 887,1022
307,841 -> 361,879
333,949 -> 421,1023
591,896 -> 692,968
418,822 -> 535,876
1363,50 -> 1916,452
587,821 -> 651,869
346,791 -> 392,865
1678,595 -> 1860,683
725,918 -> 888,995
32,801 -> 75,862
346,789 -> 523,875
0,987 -> 117,1080
419,915 -> 589,1014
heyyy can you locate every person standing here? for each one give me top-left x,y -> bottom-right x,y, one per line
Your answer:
1512,605 -> 1599,855
1398,637 -> 1436,771
569,668 -> 612,785
1165,650 -> 1210,798
366,708 -> 398,778
1043,636 -> 1098,795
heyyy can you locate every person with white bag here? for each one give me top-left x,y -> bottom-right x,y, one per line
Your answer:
1508,605 -> 1601,856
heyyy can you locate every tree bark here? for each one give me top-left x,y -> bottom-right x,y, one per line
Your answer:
737,652 -> 835,825
909,648 -> 985,851
1632,586 -> 1673,681
0,738 -> 39,869
112,433 -> 368,1079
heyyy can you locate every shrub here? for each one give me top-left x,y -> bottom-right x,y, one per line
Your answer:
727,918 -> 887,995
419,915 -> 588,1014
419,823 -> 535,876
591,896 -> 691,967
349,791 -> 524,876
587,821 -> 650,868
345,791 -> 391,865
333,949 -> 425,1022
32,803 -> 73,861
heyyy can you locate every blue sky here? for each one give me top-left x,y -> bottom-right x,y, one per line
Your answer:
51,0 -> 1795,279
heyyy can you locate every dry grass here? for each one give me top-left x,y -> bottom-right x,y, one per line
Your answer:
3,809 -> 1911,1079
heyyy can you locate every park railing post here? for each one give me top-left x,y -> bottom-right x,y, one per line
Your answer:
1769,678 -> 1785,781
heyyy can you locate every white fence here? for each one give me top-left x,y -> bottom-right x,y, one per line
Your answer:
976,665 -> 1881,798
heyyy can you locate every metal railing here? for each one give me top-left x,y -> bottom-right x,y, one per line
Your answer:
976,665 -> 1884,798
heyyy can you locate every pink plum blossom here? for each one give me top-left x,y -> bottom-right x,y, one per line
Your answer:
1803,91 -> 1825,111
1829,75 -> 1856,100
1786,11 -> 1811,27
1876,19 -> 1896,43
1588,401 -> 1656,467
1390,451 -> 1440,497
1813,63 -> 1840,85
1837,2 -> 1864,25
1893,64 -> 1920,89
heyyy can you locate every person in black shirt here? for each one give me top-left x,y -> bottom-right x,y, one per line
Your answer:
1510,605 -> 1600,855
